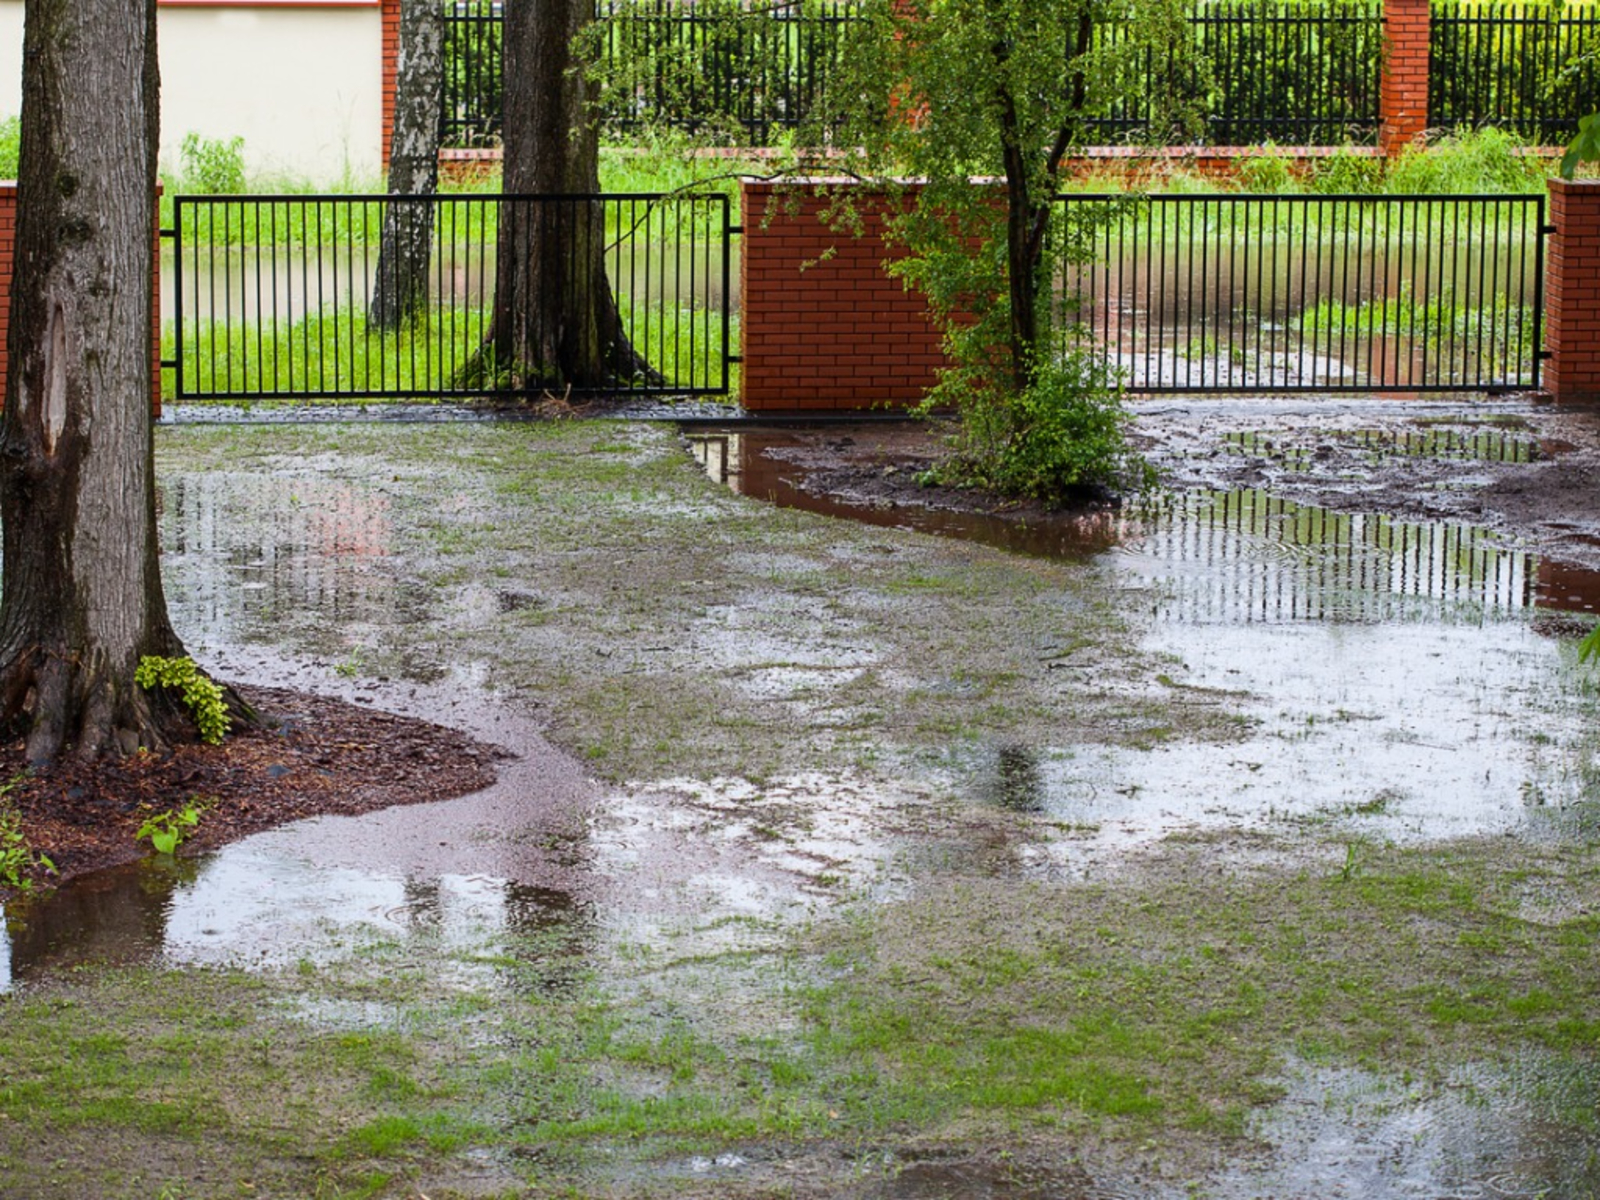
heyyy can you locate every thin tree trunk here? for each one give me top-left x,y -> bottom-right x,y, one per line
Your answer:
482,0 -> 657,391
371,0 -> 445,331
0,0 -> 187,763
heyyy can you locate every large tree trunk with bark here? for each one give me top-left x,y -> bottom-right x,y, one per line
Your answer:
0,0 -> 188,763
370,0 -> 445,331
482,0 -> 656,391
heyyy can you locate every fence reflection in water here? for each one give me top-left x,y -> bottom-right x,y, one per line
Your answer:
170,192 -> 733,401
1057,193 -> 1547,393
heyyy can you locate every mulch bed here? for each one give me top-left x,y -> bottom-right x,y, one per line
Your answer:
0,684 -> 502,899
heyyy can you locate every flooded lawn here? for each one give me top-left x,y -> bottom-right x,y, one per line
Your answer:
1,408 -> 1597,1198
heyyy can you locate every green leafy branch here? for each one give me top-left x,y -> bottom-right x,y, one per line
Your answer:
135,656 -> 231,745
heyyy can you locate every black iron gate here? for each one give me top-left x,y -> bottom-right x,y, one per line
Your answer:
1057,192 -> 1547,393
167,191 -> 736,403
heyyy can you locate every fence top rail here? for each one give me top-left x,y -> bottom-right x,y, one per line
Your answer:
1056,192 -> 1546,203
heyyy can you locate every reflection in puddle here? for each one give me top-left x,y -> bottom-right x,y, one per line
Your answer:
0,847 -> 593,996
688,427 -> 1600,620
693,426 -> 1600,845
1213,1056 -> 1600,1199
1222,425 -> 1543,468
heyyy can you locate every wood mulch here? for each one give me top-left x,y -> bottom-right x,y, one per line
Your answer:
0,684 -> 501,899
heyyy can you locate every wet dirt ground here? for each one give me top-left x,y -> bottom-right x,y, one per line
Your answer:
1,398 -> 1597,1199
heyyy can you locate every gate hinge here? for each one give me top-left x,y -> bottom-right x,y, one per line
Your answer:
729,225 -> 744,235
728,355 -> 744,364
1542,223 -> 1559,235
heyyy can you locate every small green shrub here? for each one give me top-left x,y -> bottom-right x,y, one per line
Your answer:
1579,622 -> 1600,665
136,796 -> 215,856
0,775 -> 54,892
924,353 -> 1155,505
179,132 -> 247,194
0,115 -> 19,180
135,656 -> 230,745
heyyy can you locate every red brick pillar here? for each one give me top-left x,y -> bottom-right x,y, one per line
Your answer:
1544,178 -> 1600,403
1380,0 -> 1430,156
0,183 -> 14,410
380,0 -> 401,169
739,179 -> 946,412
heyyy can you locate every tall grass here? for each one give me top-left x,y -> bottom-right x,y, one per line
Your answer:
163,302 -> 735,402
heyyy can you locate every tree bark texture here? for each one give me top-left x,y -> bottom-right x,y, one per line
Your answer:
0,0 -> 186,763
485,0 -> 656,390
370,0 -> 444,331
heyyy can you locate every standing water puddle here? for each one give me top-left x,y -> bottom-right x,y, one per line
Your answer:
689,425 -> 1600,846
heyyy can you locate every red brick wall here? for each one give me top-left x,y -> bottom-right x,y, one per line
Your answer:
380,0 -> 401,169
739,179 -> 945,411
0,183 -> 162,417
1545,178 -> 1600,404
1380,0 -> 1430,155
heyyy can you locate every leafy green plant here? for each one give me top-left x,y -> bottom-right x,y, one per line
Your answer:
136,796 -> 215,856
179,131 -> 246,194
0,775 -> 54,892
1561,113 -> 1600,180
135,656 -> 231,745
1579,622 -> 1600,665
921,352 -> 1155,504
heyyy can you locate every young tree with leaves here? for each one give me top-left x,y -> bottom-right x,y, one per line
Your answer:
801,0 -> 1198,501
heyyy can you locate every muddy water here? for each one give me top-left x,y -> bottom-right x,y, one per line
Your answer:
2,419 -> 1596,1196
690,425 -> 1600,847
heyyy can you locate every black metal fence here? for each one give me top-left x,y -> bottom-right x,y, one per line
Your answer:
1431,1 -> 1600,142
443,0 -> 503,148
438,0 -> 1592,149
598,0 -> 855,143
1093,0 -> 1383,145
1056,193 -> 1547,393
168,193 -> 734,402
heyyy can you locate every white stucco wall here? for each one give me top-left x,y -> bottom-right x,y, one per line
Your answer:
0,1 -> 22,127
0,1 -> 383,187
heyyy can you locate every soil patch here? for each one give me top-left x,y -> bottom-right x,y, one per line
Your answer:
761,403 -> 1600,572
1,684 -> 500,898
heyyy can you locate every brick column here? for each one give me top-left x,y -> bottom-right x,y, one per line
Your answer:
1380,0 -> 1430,156
380,0 -> 401,169
1544,178 -> 1600,404
739,179 -> 946,412
0,183 -> 14,410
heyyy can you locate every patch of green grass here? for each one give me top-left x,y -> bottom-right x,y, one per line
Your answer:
0,115 -> 18,180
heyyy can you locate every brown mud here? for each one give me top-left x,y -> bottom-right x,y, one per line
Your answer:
764,398 -> 1600,575
0,684 -> 499,897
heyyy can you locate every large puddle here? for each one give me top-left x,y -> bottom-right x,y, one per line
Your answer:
3,417 -> 1597,1196
690,425 -> 1600,850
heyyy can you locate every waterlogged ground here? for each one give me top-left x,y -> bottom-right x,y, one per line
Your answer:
1,407 -> 1598,1198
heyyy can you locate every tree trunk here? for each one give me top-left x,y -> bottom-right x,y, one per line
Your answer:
0,0 -> 187,763
483,0 -> 656,391
370,0 -> 445,331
